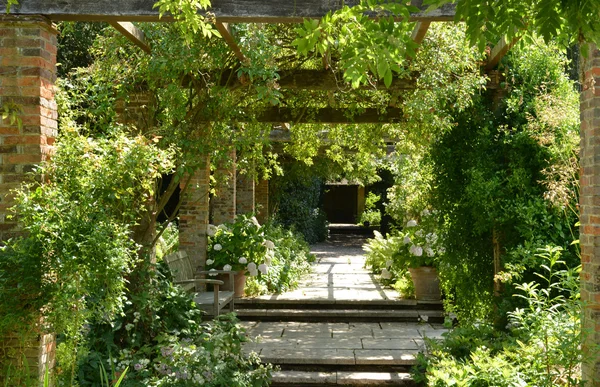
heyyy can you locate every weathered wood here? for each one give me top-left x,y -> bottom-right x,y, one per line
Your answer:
109,22 -> 151,53
2,0 -> 456,22
221,69 -> 418,90
235,107 -> 404,124
215,22 -> 246,62
485,36 -> 521,71
411,21 -> 430,45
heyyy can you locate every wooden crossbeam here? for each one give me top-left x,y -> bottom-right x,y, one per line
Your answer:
220,69 -> 418,90
215,22 -> 246,63
1,0 -> 456,22
485,36 -> 521,71
411,21 -> 431,45
109,22 -> 151,53
239,107 -> 404,124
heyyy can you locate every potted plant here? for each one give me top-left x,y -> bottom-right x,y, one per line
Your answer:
392,210 -> 443,301
205,214 -> 274,297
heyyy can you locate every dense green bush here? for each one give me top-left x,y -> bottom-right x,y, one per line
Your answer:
270,164 -> 328,244
415,248 -> 583,386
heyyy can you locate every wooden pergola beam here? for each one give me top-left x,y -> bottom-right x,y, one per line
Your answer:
109,21 -> 151,53
411,21 -> 431,45
1,0 -> 456,22
234,107 -> 404,124
215,22 -> 246,63
220,69 -> 418,90
485,36 -> 521,71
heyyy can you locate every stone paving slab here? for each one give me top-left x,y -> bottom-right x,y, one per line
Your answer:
361,338 -> 420,350
295,337 -> 364,349
354,349 -> 419,365
336,371 -> 413,385
272,371 -> 337,385
260,348 -> 356,365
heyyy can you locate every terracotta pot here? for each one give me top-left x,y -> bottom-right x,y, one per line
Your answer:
217,270 -> 246,297
408,266 -> 441,301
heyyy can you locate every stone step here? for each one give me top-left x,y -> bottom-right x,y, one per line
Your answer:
236,298 -> 444,311
236,308 -> 444,323
270,370 -> 417,386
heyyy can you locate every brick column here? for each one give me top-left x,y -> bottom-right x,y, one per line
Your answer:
236,171 -> 255,215
179,156 -> 210,270
0,15 -> 57,240
255,179 -> 269,224
0,16 -> 57,383
580,43 -> 600,383
211,149 -> 236,225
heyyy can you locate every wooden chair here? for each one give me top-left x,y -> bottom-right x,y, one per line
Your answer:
163,251 -> 235,316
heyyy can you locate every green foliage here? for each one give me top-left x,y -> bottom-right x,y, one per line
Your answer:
426,40 -> 580,321
245,222 -> 315,295
78,266 -> 272,386
416,248 -> 584,386
424,0 -> 600,53
0,127 -> 174,383
206,214 -> 270,274
358,192 -> 381,226
271,164 -> 328,244
57,22 -> 107,78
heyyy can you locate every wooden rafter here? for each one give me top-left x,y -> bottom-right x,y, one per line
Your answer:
411,21 -> 430,45
1,0 -> 457,22
215,22 -> 246,63
109,22 -> 151,53
485,36 -> 521,71
232,107 -> 404,124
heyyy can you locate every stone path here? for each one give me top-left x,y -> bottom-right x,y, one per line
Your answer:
240,233 -> 449,386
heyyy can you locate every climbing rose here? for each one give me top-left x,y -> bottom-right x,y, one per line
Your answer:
238,257 -> 248,264
206,259 -> 214,265
223,264 -> 232,272
258,263 -> 268,274
213,243 -> 222,251
406,220 -> 418,227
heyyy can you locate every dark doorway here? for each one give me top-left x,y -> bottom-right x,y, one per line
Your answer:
323,185 -> 360,223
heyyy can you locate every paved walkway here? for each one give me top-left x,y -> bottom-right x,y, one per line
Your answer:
241,234 -> 449,369
247,234 -> 399,301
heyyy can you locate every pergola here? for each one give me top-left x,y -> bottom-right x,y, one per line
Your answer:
0,0 -> 598,383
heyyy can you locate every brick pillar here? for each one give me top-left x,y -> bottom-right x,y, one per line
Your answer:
0,15 -> 57,240
580,43 -> 600,383
236,171 -> 255,215
179,156 -> 210,270
0,16 -> 57,383
255,179 -> 269,224
211,149 -> 236,225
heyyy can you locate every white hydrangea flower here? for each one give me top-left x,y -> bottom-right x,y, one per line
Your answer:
406,220 -> 418,227
438,246 -> 446,254
385,259 -> 393,268
247,262 -> 257,271
213,243 -> 222,251
238,257 -> 247,264
208,268 -> 218,276
206,259 -> 214,265
207,224 -> 217,237
263,240 -> 275,249
223,264 -> 232,272
258,263 -> 268,274
416,230 -> 424,237
381,268 -> 392,280
248,269 -> 258,277
425,247 -> 435,257
265,256 -> 272,266
421,209 -> 431,216
251,216 -> 261,227
403,236 -> 411,245
410,245 -> 423,257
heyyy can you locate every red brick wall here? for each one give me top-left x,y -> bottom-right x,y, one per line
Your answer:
236,171 -> 255,215
211,149 -> 236,225
255,179 -> 269,224
0,15 -> 57,241
179,156 -> 211,270
580,43 -> 600,383
0,15 -> 57,383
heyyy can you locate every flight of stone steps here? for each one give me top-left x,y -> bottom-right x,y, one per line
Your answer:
238,298 -> 447,386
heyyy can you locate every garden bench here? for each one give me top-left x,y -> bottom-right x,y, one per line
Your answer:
164,251 -> 235,316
